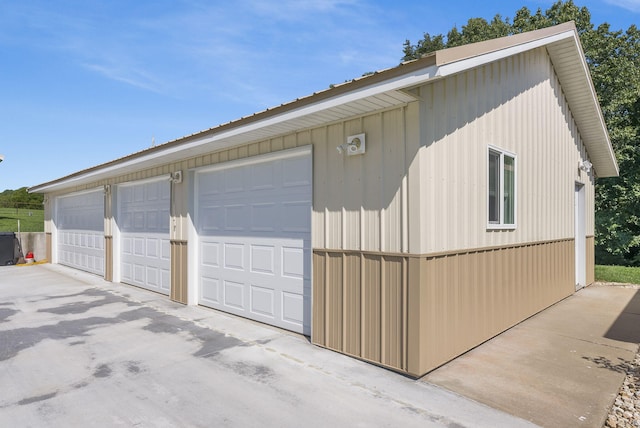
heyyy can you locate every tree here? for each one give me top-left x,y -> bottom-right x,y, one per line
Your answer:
0,188 -> 44,210
403,1 -> 640,265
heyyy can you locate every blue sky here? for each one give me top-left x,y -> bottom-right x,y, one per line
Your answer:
1,0 -> 638,191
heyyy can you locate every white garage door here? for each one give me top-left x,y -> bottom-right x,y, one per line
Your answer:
56,189 -> 105,276
196,148 -> 312,335
118,180 -> 171,295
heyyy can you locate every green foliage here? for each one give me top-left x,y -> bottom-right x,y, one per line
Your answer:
403,1 -> 640,266
0,187 -> 44,210
0,208 -> 44,232
595,265 -> 640,284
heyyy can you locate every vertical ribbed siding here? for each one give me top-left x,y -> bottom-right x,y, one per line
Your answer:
309,105 -> 416,253
45,232 -> 52,264
104,236 -> 113,281
170,240 -> 188,304
381,256 -> 404,368
418,47 -> 595,254
312,239 -> 574,377
313,250 -> 408,372
344,254 -> 361,356
312,252 -> 326,345
362,254 -> 381,362
587,236 -> 595,285
325,253 -> 343,351
412,239 -> 574,375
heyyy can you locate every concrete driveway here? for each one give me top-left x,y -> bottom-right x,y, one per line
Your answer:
0,264 -> 533,428
423,283 -> 640,427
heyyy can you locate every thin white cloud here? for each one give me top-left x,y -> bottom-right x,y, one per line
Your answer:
0,0 -> 407,112
603,0 -> 640,12
82,62 -> 166,94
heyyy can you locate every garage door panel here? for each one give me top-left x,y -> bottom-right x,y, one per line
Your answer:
146,238 -> 159,258
197,149 -> 311,335
225,168 -> 245,193
146,266 -> 159,287
118,180 -> 170,295
282,246 -> 305,279
56,190 -> 105,276
250,244 -> 275,274
251,203 -> 278,232
283,156 -> 312,187
224,280 -> 245,310
250,285 -> 275,317
250,162 -> 277,191
225,205 -> 248,231
223,243 -> 244,270
282,202 -> 311,233
201,277 -> 221,303
161,270 -> 170,290
201,242 -> 221,267
282,292 -> 304,326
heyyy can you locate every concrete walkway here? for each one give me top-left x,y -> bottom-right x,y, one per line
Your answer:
423,283 -> 640,427
0,264 -> 533,428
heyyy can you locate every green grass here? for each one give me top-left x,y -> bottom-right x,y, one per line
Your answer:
0,208 -> 44,232
595,265 -> 640,285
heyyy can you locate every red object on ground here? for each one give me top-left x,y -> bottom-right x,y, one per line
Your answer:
25,252 -> 34,259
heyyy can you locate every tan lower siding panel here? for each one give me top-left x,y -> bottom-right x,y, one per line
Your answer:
105,236 -> 113,282
46,233 -> 52,264
343,254 -> 361,356
312,252 -> 326,346
313,239 -> 575,377
170,241 -> 188,304
382,256 -> 404,369
416,240 -> 575,376
362,255 -> 381,363
325,253 -> 343,351
586,236 -> 595,285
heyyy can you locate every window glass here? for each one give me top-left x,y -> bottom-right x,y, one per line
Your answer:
488,151 -> 500,224
503,155 -> 515,225
487,147 -> 516,228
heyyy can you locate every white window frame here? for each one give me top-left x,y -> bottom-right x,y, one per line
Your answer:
487,145 -> 517,229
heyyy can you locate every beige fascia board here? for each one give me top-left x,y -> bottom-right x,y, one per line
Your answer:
433,30 -> 575,78
433,21 -> 578,67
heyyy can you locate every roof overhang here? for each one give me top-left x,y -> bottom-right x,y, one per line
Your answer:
29,21 -> 617,194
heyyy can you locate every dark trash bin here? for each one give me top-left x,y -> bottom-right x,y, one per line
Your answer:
0,232 -> 19,265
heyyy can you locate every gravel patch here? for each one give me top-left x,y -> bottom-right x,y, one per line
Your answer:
604,350 -> 640,428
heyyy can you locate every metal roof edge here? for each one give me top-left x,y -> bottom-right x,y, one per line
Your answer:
30,21 -> 619,192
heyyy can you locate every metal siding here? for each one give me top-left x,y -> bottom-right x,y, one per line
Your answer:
325,253 -> 343,351
362,254 -> 381,362
312,238 -> 575,376
587,236 -> 595,285
362,114 -> 382,252
418,48 -> 594,254
311,127 -> 328,249
382,256 -> 404,369
326,123 -> 345,250
381,110 -> 405,253
170,240 -> 188,304
305,107 -> 414,254
344,253 -> 361,356
344,119 -> 363,250
414,239 -> 574,376
105,236 -> 113,281
46,232 -> 52,263
312,251 -> 326,345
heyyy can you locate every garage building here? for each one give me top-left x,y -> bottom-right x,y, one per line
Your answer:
30,23 -> 618,377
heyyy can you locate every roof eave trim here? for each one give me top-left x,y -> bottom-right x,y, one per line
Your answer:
29,63 -> 439,194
